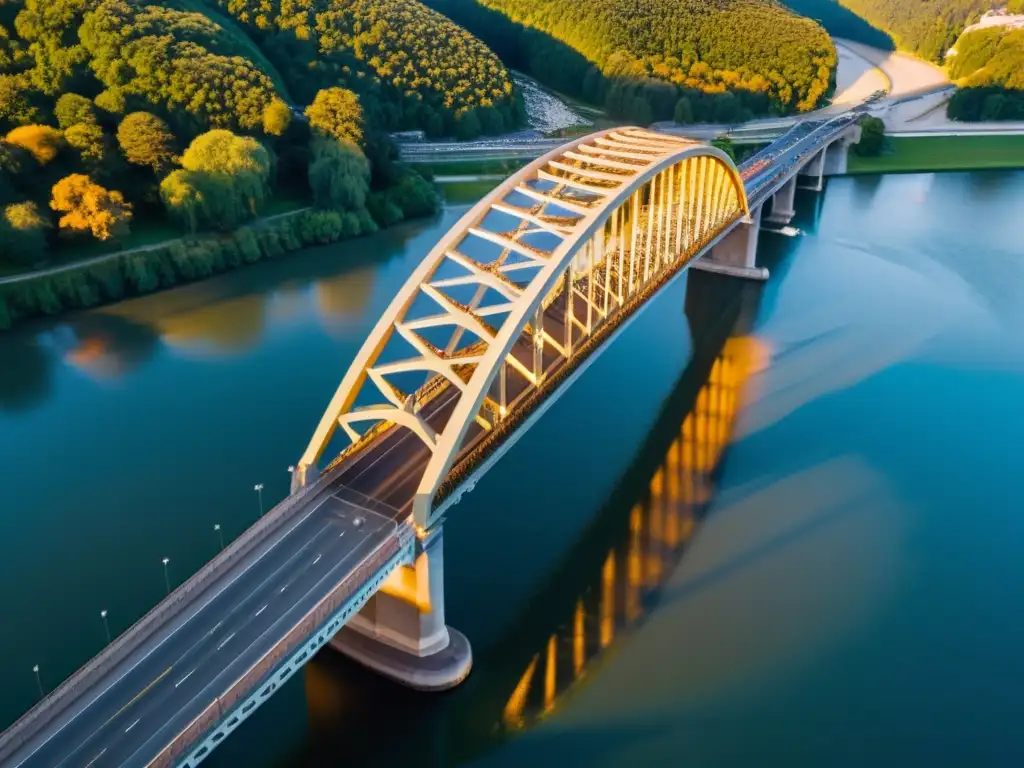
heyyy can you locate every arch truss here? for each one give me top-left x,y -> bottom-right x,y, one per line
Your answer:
294,127 -> 749,528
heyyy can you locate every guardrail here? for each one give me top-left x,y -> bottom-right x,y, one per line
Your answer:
0,461 -> 353,764
148,525 -> 413,767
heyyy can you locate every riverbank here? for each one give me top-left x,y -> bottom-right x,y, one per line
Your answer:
847,134 -> 1024,173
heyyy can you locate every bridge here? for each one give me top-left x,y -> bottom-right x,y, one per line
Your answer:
0,115 -> 862,768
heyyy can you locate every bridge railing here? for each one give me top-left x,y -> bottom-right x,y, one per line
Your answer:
148,524 -> 415,767
0,459 -> 357,764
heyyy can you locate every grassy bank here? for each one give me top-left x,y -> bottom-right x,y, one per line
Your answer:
848,134 -> 1024,174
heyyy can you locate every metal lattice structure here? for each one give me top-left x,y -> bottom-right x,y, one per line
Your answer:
294,127 -> 749,527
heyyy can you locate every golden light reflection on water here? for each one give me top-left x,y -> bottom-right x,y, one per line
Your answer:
500,334 -> 769,732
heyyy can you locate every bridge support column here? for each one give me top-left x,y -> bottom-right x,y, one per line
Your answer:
694,204 -> 768,281
765,175 -> 797,225
798,147 -> 825,191
330,525 -> 472,691
823,125 -> 861,176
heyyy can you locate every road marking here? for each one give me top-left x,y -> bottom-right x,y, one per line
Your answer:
312,554 -> 322,565
107,667 -> 172,723
280,585 -> 287,593
255,605 -> 267,617
125,718 -> 140,733
84,748 -> 107,767
339,531 -> 345,538
174,669 -> 195,688
217,632 -> 236,651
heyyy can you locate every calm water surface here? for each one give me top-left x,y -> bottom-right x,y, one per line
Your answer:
1,171 -> 1022,766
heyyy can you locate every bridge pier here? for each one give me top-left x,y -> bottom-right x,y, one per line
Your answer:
798,147 -> 825,191
694,203 -> 769,281
765,176 -> 797,225
823,127 -> 860,176
330,525 -> 472,691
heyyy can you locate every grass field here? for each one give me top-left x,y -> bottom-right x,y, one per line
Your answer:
848,134 -> 1024,174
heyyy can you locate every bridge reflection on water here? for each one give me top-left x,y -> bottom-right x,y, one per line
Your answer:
499,320 -> 769,733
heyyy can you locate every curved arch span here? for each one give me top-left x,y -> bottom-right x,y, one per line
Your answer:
293,126 -> 749,527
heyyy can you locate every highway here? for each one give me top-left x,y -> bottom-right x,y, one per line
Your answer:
1,116 -> 858,768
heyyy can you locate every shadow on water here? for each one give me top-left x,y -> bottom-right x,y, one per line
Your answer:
255,274 -> 767,768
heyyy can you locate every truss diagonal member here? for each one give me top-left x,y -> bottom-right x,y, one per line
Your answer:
513,185 -> 594,216
468,227 -> 551,263
490,201 -> 578,237
547,160 -> 632,184
592,136 -> 666,156
417,283 -> 499,341
442,250 -> 524,298
339,406 -> 438,451
372,354 -> 483,388
562,151 -> 647,173
367,368 -> 411,407
537,170 -> 615,196
574,144 -> 660,164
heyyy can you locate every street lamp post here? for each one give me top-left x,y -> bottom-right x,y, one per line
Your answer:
100,610 -> 111,644
32,664 -> 43,699
214,523 -> 224,551
162,557 -> 171,595
254,483 -> 265,517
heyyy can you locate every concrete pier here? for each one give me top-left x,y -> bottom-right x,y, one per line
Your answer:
695,204 -> 769,280
330,526 -> 472,690
765,176 -> 797,225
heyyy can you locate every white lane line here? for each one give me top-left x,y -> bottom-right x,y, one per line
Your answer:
125,718 -> 140,733
254,605 -> 267,617
216,633 -> 236,651
15,494 -> 340,768
84,748 -> 106,767
312,554 -> 322,565
174,669 -> 195,689
280,585 -> 287,593
339,531 -> 345,538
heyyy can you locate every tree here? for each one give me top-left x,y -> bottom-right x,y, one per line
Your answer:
160,129 -> 273,231
64,122 -> 110,170
94,87 -> 126,116
50,173 -> 132,240
117,112 -> 176,173
0,201 -> 50,265
6,124 -> 63,165
54,93 -> 96,128
711,136 -> 736,161
673,96 -> 694,124
0,75 -> 41,128
263,98 -> 291,136
308,137 -> 370,212
454,108 -> 482,140
855,115 -> 885,156
305,88 -> 363,146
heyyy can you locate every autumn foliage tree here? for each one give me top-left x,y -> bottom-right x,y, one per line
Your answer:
0,201 -> 50,264
50,173 -> 132,241
306,88 -> 364,146
6,125 -> 63,164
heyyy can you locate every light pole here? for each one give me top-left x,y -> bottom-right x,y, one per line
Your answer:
162,557 -> 171,594
32,664 -> 43,698
100,610 -> 111,644
214,524 -> 224,551
254,483 -> 265,517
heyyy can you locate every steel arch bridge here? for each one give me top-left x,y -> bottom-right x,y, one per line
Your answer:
293,127 -> 749,528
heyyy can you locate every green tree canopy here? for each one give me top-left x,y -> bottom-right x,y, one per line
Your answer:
54,93 -> 96,128
308,137 -> 370,212
161,129 -> 273,231
0,200 -> 50,265
117,111 -> 177,173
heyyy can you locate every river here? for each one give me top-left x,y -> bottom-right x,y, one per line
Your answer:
1,170 -> 1022,766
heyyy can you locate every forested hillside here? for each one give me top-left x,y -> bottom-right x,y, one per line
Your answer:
947,25 -> 1024,120
826,0 -> 1001,61
205,0 -> 524,138
0,0 -> 484,329
425,0 -> 837,124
